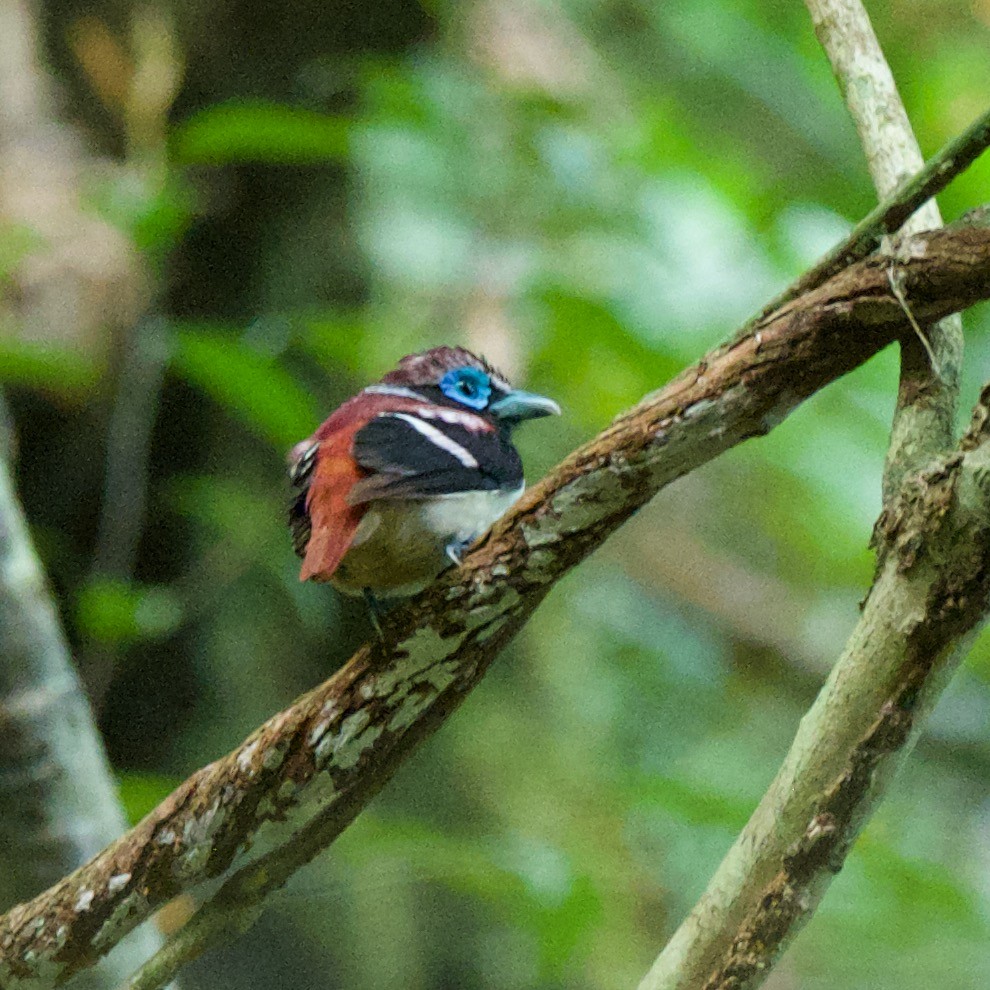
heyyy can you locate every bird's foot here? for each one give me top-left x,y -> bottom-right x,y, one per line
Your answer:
363,588 -> 386,642
445,537 -> 473,566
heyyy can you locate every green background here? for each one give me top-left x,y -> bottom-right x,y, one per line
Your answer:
3,0 -> 990,987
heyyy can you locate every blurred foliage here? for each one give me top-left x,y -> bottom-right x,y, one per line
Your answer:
171,100 -> 351,166
3,0 -> 990,988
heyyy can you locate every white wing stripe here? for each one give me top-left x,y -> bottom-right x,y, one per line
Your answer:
413,405 -> 489,431
388,413 -> 480,468
363,384 -> 429,401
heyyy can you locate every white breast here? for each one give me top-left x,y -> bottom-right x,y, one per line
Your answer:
419,485 -> 524,545
331,484 -> 524,597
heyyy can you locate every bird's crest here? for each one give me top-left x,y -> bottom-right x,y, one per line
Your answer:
381,347 -> 510,391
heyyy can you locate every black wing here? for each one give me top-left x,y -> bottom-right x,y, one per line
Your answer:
349,413 -> 522,504
288,441 -> 318,557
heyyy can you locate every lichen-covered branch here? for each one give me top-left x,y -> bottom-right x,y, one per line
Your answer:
805,0 -> 962,502
1,220 -> 990,988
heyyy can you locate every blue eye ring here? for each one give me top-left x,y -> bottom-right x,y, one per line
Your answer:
439,366 -> 492,411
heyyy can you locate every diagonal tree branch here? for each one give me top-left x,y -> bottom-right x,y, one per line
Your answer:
1,216 -> 989,989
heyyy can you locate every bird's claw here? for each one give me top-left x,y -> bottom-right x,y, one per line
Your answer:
445,538 -> 472,566
363,588 -> 386,643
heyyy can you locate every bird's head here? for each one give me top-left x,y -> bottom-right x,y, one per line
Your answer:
380,346 -> 560,429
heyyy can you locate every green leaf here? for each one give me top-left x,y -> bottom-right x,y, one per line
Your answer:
0,341 -> 99,397
171,327 -> 318,448
76,578 -> 183,645
534,872 -> 601,977
627,774 -> 752,829
118,771 -> 182,825
171,100 -> 350,166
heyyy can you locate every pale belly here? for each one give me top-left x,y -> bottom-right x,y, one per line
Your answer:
330,486 -> 524,597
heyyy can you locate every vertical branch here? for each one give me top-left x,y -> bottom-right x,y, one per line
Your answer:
638,7 -> 973,989
84,317 -> 170,708
0,409 -> 165,989
806,0 -> 962,502
0,1 -> 166,985
90,319 -> 170,583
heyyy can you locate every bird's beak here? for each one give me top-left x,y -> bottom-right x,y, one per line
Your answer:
489,389 -> 561,423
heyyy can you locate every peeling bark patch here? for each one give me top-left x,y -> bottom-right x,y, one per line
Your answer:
92,890 -> 147,953
313,711 -> 377,770
961,383 -> 990,450
72,891 -> 93,914
237,741 -> 260,773
703,697 -> 918,990
874,452 -> 964,573
105,874 -> 131,895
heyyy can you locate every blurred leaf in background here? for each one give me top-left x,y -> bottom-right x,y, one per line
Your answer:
171,100 -> 351,166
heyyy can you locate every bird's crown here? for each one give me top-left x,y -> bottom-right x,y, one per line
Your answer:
381,346 -> 507,389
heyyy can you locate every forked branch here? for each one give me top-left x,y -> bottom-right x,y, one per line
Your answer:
805,0 -> 962,512
639,5 -> 981,985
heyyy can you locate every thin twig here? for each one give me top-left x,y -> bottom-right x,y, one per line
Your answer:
83,317 -> 171,709
91,318 -> 170,582
745,102 -> 990,332
124,902 -> 261,990
886,263 -> 936,370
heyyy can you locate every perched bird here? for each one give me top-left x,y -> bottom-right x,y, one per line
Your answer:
288,347 -> 559,611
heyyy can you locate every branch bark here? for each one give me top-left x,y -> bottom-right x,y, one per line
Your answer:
638,9 -> 976,988
1,217 -> 989,988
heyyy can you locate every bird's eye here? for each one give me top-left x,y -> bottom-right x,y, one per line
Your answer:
440,366 -> 492,410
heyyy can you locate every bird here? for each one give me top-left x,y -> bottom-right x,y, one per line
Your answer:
288,346 -> 559,618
